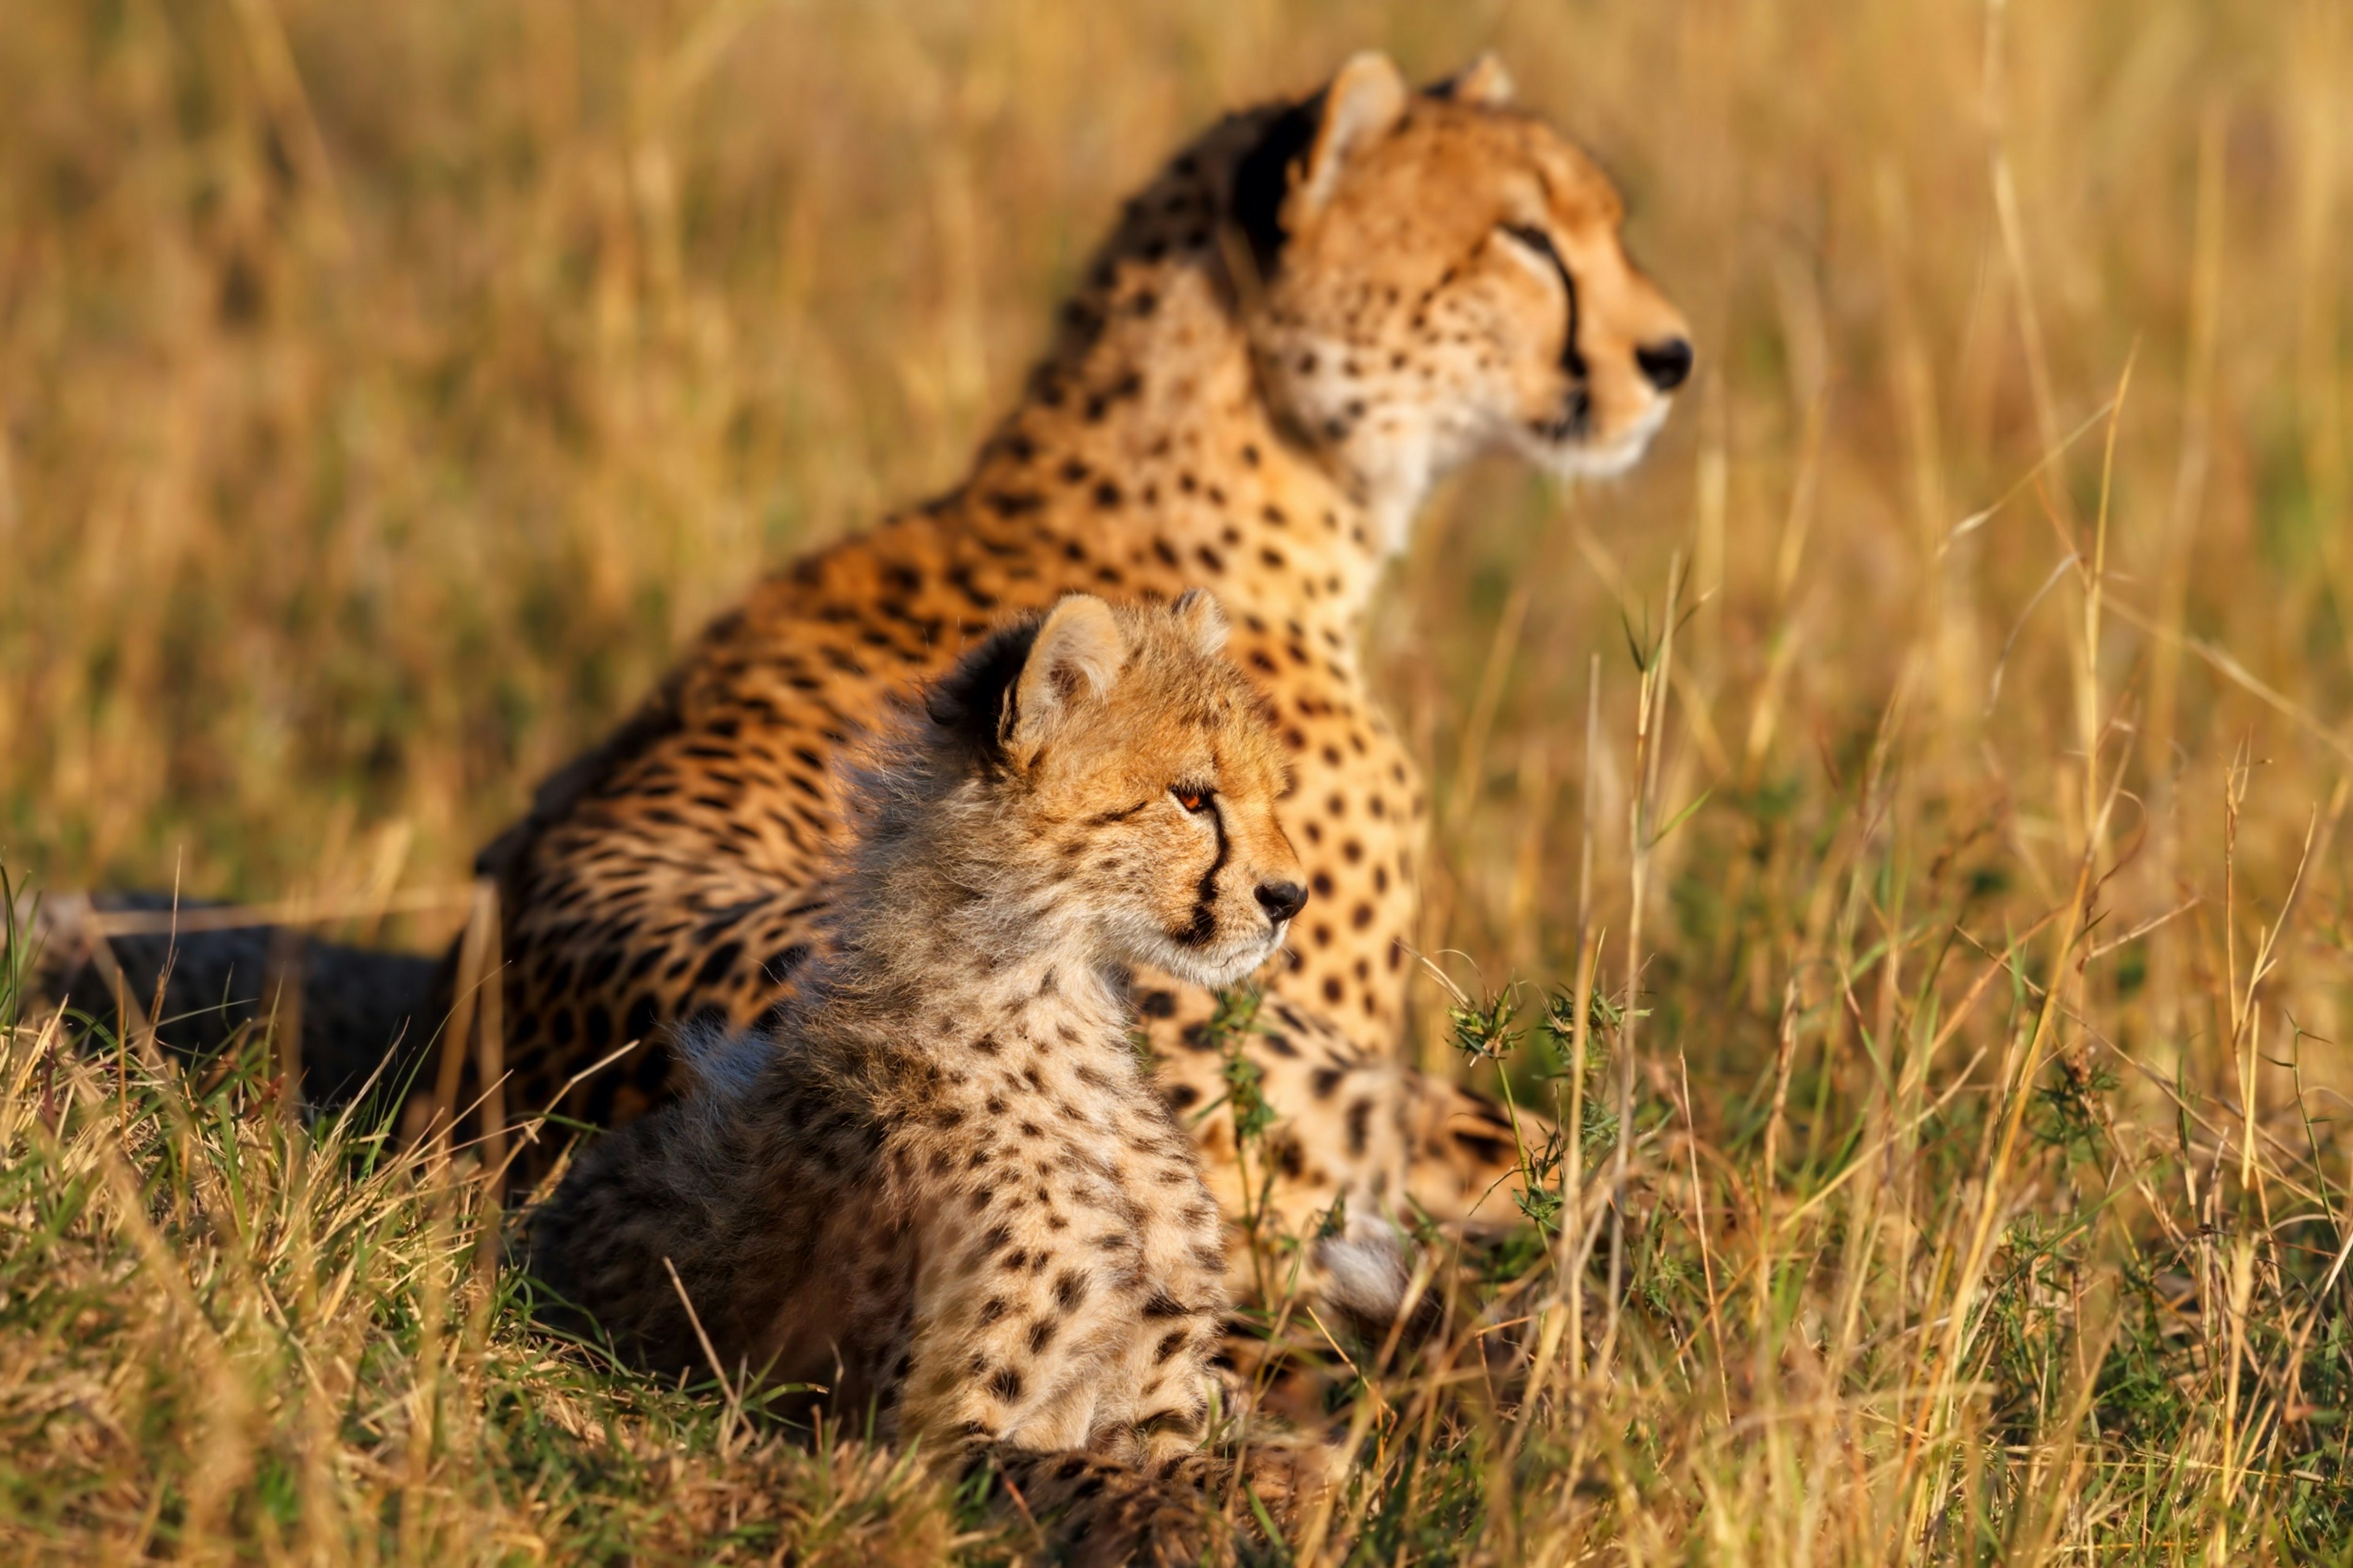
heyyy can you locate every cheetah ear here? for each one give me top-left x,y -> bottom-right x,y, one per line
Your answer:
1171,588 -> 1230,656
1429,53 -> 1514,107
1007,594 -> 1127,756
1292,52 -> 1410,221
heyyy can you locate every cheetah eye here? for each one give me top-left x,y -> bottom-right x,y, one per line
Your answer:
1497,222 -> 1561,266
1170,786 -> 1213,814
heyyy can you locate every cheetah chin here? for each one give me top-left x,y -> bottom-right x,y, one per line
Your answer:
1142,927 -> 1292,992
1515,396 -> 1676,483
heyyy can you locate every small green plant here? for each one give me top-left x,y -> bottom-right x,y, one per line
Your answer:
2026,1048 -> 2118,1167
1207,984 -> 1276,1146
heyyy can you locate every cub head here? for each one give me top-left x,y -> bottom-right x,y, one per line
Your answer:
1229,52 -> 1692,542
926,591 -> 1305,988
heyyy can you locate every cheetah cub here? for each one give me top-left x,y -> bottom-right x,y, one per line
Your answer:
531,590 -> 1336,1556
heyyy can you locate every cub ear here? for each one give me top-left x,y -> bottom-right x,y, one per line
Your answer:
1292,51 -> 1410,221
1171,588 -> 1230,656
1008,594 -> 1127,756
1429,52 -> 1514,106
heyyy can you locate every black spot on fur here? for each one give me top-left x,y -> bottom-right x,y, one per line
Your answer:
1230,94 -> 1325,279
693,942 -> 743,989
1453,1129 -> 1512,1167
1135,1406 -> 1203,1437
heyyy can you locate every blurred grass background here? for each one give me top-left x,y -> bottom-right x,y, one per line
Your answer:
5,0 -> 2353,1559
4,0 -> 2347,1021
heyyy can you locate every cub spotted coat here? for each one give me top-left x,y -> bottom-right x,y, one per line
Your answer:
531,594 -> 1351,1561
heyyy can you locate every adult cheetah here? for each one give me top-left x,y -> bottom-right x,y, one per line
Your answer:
455,51 -> 1691,1254
532,593 -> 1343,1563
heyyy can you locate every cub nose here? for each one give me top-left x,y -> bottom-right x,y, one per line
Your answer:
1635,337 -> 1694,393
1254,881 -> 1308,925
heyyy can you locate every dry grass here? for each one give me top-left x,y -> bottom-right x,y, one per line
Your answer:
4,0 -> 2352,1561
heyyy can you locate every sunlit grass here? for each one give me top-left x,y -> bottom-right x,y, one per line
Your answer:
5,0 -> 2352,1561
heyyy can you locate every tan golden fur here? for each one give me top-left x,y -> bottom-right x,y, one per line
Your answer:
435,51 -> 1691,1291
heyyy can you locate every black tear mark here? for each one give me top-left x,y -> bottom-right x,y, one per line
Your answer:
1174,799 -> 1230,947
1499,223 -> 1588,382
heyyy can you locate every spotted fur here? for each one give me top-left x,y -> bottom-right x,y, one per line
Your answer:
530,596 -> 1336,1562
428,51 -> 1690,1279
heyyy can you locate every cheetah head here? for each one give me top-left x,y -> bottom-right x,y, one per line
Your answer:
928,591 -> 1306,990
1230,52 -> 1693,547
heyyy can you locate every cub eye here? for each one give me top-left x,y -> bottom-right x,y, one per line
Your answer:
1171,786 -> 1213,814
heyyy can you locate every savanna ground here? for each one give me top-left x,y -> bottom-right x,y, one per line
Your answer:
4,0 -> 2352,1561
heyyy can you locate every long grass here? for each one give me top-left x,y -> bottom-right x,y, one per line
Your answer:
5,0 -> 2352,1561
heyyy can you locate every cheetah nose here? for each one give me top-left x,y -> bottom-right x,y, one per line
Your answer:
1255,881 -> 1308,925
1635,337 -> 1694,393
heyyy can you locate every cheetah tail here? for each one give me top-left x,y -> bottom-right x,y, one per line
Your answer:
28,891 -> 439,1112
